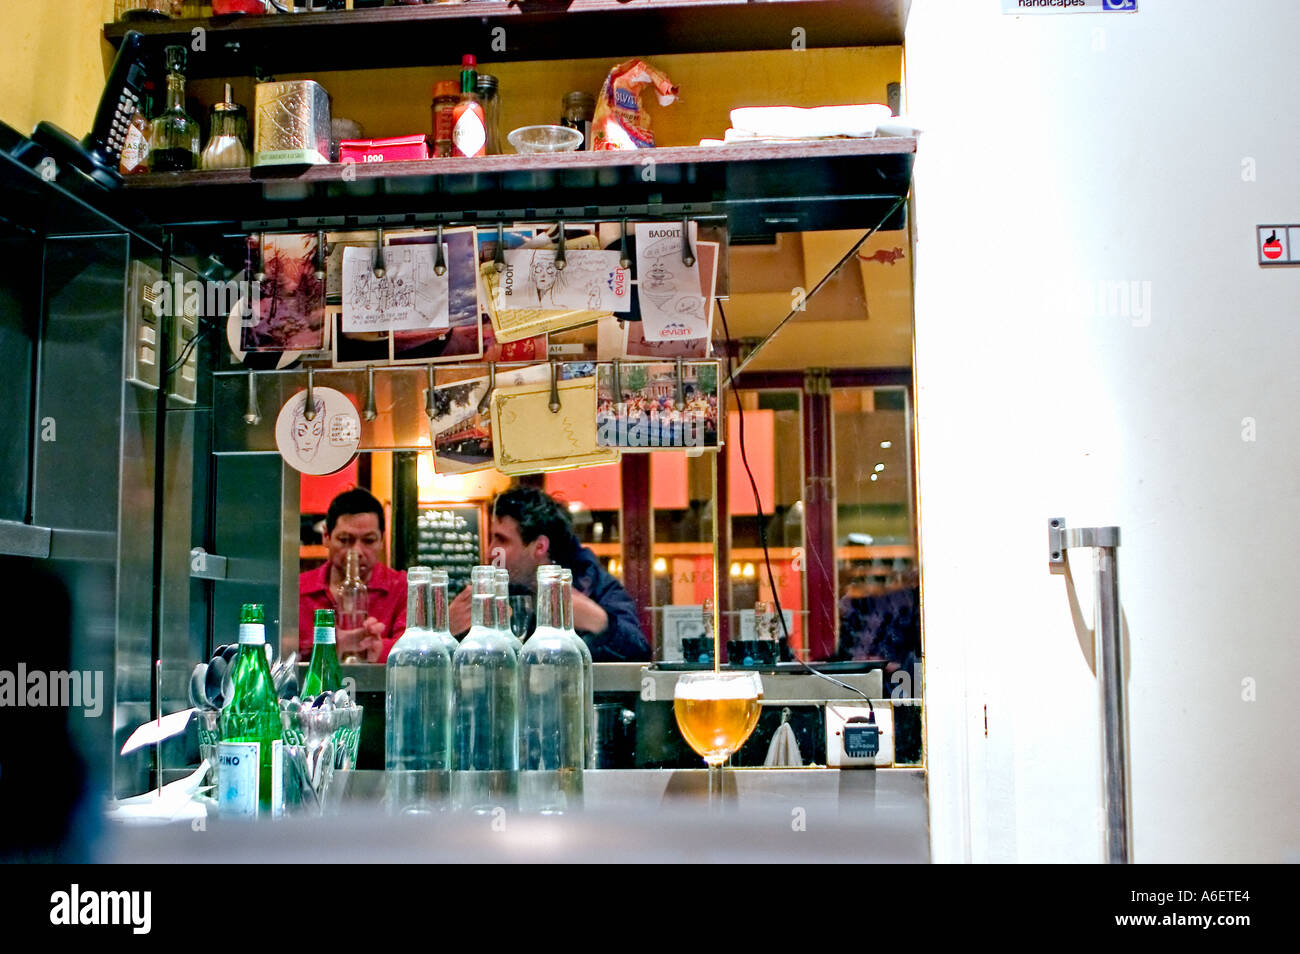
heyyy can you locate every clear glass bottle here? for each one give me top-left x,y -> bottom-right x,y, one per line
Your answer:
148,46 -> 200,172
494,567 -> 523,656
428,568 -> 460,658
201,83 -> 250,170
385,566 -> 454,814
338,549 -> 368,632
219,604 -> 283,818
519,566 -> 585,813
451,565 -> 518,812
302,608 -> 342,697
560,91 -> 595,151
430,80 -> 459,158
476,73 -> 501,155
558,567 -> 595,769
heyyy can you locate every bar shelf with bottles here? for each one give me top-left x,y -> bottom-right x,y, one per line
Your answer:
104,1 -> 908,76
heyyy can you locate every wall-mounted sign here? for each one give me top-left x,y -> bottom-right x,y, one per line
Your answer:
1002,0 -> 1136,13
1257,226 -> 1300,266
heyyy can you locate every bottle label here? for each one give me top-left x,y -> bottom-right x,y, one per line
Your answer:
314,626 -> 336,645
453,110 -> 486,157
238,623 -> 265,645
217,742 -> 260,818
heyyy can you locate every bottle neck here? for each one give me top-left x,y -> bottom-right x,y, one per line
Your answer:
431,580 -> 450,634
407,580 -> 431,630
344,551 -> 362,585
461,69 -> 477,96
536,577 -> 564,631
165,72 -> 186,112
560,578 -> 574,633
494,594 -> 508,632
313,624 -> 336,646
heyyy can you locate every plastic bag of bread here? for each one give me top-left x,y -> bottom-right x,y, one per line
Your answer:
591,59 -> 679,150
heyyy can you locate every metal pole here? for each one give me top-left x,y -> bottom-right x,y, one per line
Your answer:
1048,518 -> 1130,863
1095,544 -> 1130,864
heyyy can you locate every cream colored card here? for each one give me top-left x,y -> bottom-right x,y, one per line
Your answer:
491,375 -> 620,474
481,235 -> 611,342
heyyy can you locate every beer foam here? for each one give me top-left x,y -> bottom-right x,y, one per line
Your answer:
674,677 -> 759,700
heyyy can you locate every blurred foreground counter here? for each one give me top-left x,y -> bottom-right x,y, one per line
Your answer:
104,768 -> 928,863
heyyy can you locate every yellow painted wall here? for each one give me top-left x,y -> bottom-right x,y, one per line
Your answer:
0,0 -> 114,137
0,2 -> 908,370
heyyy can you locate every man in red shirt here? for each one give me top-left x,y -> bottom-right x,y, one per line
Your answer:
299,489 -> 407,664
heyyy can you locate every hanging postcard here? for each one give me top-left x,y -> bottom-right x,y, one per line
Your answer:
596,359 -> 721,451
494,249 -> 630,314
241,233 -> 326,353
623,240 -> 718,359
481,234 -> 611,342
428,363 -> 594,476
492,374 -> 619,475
634,221 -> 706,341
341,244 -> 450,333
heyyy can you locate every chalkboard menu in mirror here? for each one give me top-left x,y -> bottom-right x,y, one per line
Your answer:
415,504 -> 484,594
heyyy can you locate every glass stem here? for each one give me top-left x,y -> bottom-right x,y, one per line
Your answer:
707,762 -> 724,813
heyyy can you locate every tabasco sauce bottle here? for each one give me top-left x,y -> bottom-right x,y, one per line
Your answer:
452,55 -> 487,158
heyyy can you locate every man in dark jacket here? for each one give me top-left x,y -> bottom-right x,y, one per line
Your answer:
449,486 -> 650,661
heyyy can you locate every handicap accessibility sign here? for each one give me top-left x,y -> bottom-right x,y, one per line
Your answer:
1002,0 -> 1137,13
1257,226 -> 1300,267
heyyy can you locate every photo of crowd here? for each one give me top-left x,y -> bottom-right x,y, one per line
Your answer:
596,361 -> 720,450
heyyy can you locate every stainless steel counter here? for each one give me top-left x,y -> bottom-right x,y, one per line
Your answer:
103,768 -> 929,863
331,662 -> 881,698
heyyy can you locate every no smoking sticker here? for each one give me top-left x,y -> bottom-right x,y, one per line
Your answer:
1257,225 -> 1297,266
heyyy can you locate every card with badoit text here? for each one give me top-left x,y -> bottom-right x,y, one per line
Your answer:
635,221 -> 705,341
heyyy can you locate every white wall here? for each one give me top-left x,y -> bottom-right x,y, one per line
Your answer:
907,0 -> 1300,862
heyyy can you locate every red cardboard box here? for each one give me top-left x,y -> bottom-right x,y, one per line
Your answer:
338,135 -> 430,163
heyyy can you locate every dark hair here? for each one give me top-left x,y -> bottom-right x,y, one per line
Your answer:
491,486 -> 577,566
327,488 -> 385,535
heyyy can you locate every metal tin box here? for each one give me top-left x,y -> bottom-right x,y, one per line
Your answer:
254,80 -> 332,167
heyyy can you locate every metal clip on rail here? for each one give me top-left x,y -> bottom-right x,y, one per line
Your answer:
1048,517 -> 1129,864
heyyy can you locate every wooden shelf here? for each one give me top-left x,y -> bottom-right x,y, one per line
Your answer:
104,1 -> 909,77
120,137 -> 915,240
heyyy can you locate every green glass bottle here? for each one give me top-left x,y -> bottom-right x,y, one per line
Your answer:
303,608 -> 343,697
218,604 -> 283,818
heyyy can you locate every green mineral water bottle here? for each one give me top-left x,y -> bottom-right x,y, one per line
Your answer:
303,608 -> 343,697
219,603 -> 283,818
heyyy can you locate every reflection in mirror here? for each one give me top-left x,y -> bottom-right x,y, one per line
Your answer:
833,386 -> 920,704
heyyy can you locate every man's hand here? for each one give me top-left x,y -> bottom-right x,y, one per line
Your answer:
359,617 -> 386,663
338,617 -> 385,662
448,585 -> 473,636
570,589 -> 608,635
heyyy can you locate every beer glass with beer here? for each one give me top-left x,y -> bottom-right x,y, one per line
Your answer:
673,671 -> 764,807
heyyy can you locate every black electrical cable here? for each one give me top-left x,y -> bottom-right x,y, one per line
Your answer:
716,298 -> 873,712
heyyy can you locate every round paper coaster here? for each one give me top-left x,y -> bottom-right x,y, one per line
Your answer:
275,385 -> 361,475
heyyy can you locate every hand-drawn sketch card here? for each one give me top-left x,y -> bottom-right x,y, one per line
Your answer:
623,241 -> 718,358
634,221 -> 706,342
341,244 -> 449,333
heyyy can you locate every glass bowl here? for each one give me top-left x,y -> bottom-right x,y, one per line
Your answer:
508,125 -> 584,154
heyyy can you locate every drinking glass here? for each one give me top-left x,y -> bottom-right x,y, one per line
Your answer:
507,594 -> 534,641
673,671 -> 763,809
